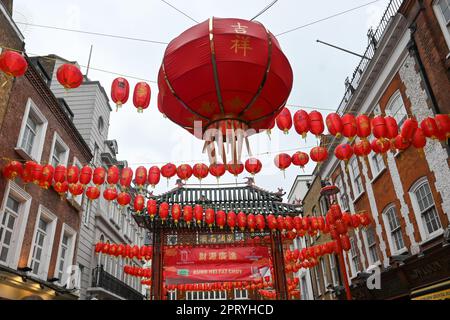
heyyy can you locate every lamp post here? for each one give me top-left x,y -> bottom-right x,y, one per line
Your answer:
320,184 -> 352,301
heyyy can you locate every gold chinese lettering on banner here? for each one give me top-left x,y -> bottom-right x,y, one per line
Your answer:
230,22 -> 252,56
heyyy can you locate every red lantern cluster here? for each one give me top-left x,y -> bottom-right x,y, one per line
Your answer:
124,265 -> 152,278
94,242 -> 153,261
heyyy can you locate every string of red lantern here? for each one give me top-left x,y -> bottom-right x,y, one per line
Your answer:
94,242 -> 153,261
123,265 -> 152,278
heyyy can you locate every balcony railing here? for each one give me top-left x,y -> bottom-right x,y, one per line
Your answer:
91,266 -> 144,300
337,0 -> 404,115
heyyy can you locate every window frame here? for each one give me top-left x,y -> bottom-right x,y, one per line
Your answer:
320,258 -> 330,290
433,0 -> 450,52
234,288 -> 249,300
314,265 -> 322,297
349,237 -> 361,278
385,90 -> 408,129
367,135 -> 386,181
382,204 -> 407,256
348,157 -> 364,201
27,205 -> 58,280
55,223 -> 77,286
15,98 -> 48,162
409,178 -> 443,243
48,132 -> 70,167
334,175 -> 349,211
362,227 -> 381,267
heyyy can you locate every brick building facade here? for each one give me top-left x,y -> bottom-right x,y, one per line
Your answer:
296,0 -> 450,300
0,1 -> 93,299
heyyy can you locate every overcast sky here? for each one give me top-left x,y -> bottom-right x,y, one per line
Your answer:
13,0 -> 389,201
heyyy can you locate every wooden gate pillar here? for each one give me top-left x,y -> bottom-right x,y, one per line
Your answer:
271,231 -> 288,300
151,225 -> 164,300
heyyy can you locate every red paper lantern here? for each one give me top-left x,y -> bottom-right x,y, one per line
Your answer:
161,163 -> 177,181
274,153 -> 291,172
66,165 -> 79,185
120,168 -> 133,190
293,110 -> 310,139
54,181 -> 69,196
394,135 -> 411,151
285,216 -> 294,231
93,167 -> 106,186
57,63 -> 83,89
53,165 -> 67,186
40,164 -> 54,189
95,243 -> 104,254
276,215 -> 286,231
371,138 -> 390,154
341,235 -> 351,252
227,163 -> 244,177
412,128 -> 426,150
134,194 -> 145,213
334,144 -> 354,162
245,158 -> 262,176
133,82 -> 151,113
194,205 -> 204,225
356,114 -> 372,139
435,114 -> 450,140
79,166 -> 93,186
69,183 -> 84,196
216,210 -> 226,229
159,202 -> 170,222
107,165 -> 120,186
420,117 -> 438,140
276,107 -> 293,134
86,186 -> 100,200
134,166 -> 147,189
183,206 -> 193,226
117,192 -> 131,207
401,118 -> 418,141
157,18 -> 293,163
147,199 -> 157,219
0,50 -> 28,78
31,163 -> 43,184
148,166 -> 161,188
177,164 -> 193,181
227,211 -> 237,230
103,187 -> 118,201
353,140 -> 372,157
372,116 -> 387,139
351,214 -> 361,228
291,152 -> 309,168
2,161 -> 23,180
385,116 -> 399,140
256,214 -> 266,232
193,163 -> 209,182
205,208 -> 215,227
237,212 -> 247,231
359,212 -> 372,227
111,77 -> 130,110
309,111 -> 325,137
171,204 -> 182,224
310,146 -> 328,163
326,113 -> 343,138
341,114 -> 357,140
247,213 -> 256,232
20,161 -> 35,184
209,163 -> 226,181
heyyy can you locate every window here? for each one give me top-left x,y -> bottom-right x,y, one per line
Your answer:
320,258 -> 329,289
16,98 -> 48,162
56,224 -> 76,285
334,176 -> 349,211
367,135 -> 385,178
0,197 -> 20,264
234,289 -> 249,300
410,179 -> 442,240
365,227 -> 379,265
49,132 -> 70,167
98,117 -> 105,133
93,143 -> 100,165
301,275 -> 310,300
385,91 -> 408,128
319,196 -> 329,217
383,205 -> 406,254
434,0 -> 450,50
314,266 -> 322,297
29,206 -> 57,280
168,290 -> 177,300
329,255 -> 339,286
83,198 -> 92,227
349,158 -> 364,199
350,237 -> 361,277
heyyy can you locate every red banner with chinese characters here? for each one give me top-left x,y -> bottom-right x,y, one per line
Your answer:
163,246 -> 271,283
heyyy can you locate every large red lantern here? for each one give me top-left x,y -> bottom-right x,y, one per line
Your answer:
2,160 -> 23,180
385,116 -> 399,140
53,165 -> 67,186
177,164 -> 193,182
274,153 -> 291,174
326,113 -> 343,138
103,187 -> 118,202
205,208 -> 215,228
161,163 -> 177,182
237,212 -> 247,231
171,204 -> 182,224
216,210 -> 226,229
334,144 -> 354,163
183,206 -> 193,226
227,211 -> 237,231
245,158 -> 262,176
209,163 -> 226,182
86,186 -> 100,200
420,117 -> 438,140
291,152 -> 309,169
247,213 -> 256,232
31,163 -> 43,184
0,50 -> 28,78
79,166 -> 93,186
310,146 -> 328,164
133,82 -> 151,113
111,77 -> 130,110
293,110 -> 310,139
394,135 -> 411,151
255,214 -> 265,232
412,128 -> 426,150
401,118 -> 418,141
159,202 -> 170,223
148,166 -> 161,188
193,163 -> 209,182
194,205 -> 204,225
353,140 -> 372,157
117,192 -> 131,207
134,195 -> 145,213
356,114 -> 372,139
371,138 -> 390,154
267,214 -> 277,231
66,165 -> 79,185
341,235 -> 352,252
227,163 -> 244,177
134,166 -> 148,190
69,183 -> 84,197
107,165 -> 120,186
40,165 -> 54,189
435,114 -> 450,140
147,199 -> 158,220
120,168 -> 133,190
341,114 -> 357,140
158,18 -> 293,164
20,161 -> 34,184
372,116 -> 387,139
54,181 -> 69,196
56,63 -> 83,89
309,111 -> 325,137
93,167 -> 106,186
276,107 -> 293,134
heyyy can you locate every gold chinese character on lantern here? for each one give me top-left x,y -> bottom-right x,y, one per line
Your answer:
231,36 -> 252,57
231,22 -> 249,34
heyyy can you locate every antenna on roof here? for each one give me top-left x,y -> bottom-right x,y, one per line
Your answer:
85,45 -> 93,78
